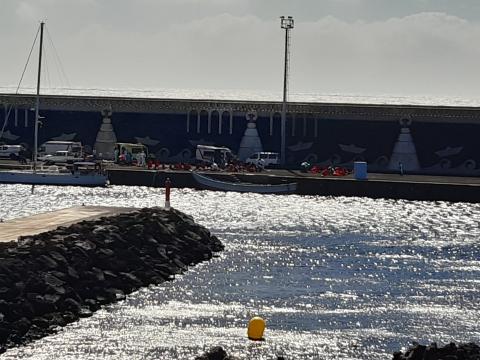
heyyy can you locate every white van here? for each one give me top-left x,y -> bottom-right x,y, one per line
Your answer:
0,145 -> 24,159
245,152 -> 280,168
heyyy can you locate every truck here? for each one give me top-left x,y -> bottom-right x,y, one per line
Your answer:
39,141 -> 83,157
115,143 -> 148,163
195,145 -> 233,166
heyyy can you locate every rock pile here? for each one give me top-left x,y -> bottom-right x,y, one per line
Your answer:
195,347 -> 286,360
393,342 -> 480,360
195,346 -> 239,360
0,207 -> 223,353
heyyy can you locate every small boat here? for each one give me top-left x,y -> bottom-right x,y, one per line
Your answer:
0,162 -> 108,186
192,172 -> 297,194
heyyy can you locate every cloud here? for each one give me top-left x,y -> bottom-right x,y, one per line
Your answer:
15,2 -> 38,22
292,12 -> 480,96
2,2 -> 480,97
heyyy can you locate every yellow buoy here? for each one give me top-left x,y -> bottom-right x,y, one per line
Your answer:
247,316 -> 266,340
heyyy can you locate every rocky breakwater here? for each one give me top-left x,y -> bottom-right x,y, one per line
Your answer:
0,207 -> 223,353
393,342 -> 480,360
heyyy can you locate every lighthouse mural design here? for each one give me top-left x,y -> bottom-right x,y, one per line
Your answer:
388,118 -> 420,172
94,109 -> 117,160
237,111 -> 263,161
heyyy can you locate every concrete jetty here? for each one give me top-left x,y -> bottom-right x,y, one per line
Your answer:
107,167 -> 480,203
0,206 -> 135,242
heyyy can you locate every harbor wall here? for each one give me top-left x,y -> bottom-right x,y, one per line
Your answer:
108,169 -> 480,203
1,94 -> 480,176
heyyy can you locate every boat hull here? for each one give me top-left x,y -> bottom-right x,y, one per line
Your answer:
0,170 -> 108,186
192,172 -> 296,194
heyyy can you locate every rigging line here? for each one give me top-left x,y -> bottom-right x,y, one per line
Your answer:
43,43 -> 52,90
0,25 -> 41,141
45,26 -> 70,88
16,26 -> 41,94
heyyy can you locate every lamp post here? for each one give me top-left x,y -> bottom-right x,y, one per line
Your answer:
280,16 -> 294,167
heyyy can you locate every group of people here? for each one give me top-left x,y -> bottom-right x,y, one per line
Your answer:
114,147 -> 147,167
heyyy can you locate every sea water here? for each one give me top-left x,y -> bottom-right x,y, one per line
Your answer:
0,184 -> 479,359
2,86 -> 480,108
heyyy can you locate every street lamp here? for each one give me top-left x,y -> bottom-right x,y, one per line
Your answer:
280,16 -> 294,167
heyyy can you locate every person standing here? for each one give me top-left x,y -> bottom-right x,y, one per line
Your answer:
114,147 -> 119,163
139,150 -> 146,167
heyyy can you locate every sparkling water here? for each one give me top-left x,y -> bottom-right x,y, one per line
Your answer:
0,185 -> 479,359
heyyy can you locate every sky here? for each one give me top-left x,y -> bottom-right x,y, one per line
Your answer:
2,0 -> 480,98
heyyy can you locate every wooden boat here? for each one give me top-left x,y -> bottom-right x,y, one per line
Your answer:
192,172 -> 297,194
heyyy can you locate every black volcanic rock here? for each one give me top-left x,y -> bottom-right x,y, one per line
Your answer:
0,207 -> 223,351
194,347 -> 287,360
195,346 -> 238,360
393,342 -> 480,360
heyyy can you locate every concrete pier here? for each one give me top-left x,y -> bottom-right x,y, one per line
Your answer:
106,167 -> 480,203
0,206 -> 135,242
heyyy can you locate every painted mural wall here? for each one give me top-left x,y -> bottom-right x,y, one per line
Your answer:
1,105 -> 479,176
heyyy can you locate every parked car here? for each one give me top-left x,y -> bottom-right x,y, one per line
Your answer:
245,152 -> 280,168
39,150 -> 82,165
0,144 -> 25,159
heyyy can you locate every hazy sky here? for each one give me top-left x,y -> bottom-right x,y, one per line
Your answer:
2,0 -> 480,97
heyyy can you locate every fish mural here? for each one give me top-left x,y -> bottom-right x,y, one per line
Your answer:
51,133 -> 77,141
435,146 -> 463,157
134,136 -> 160,146
339,144 -> 366,154
0,130 -> 20,141
288,141 -> 313,152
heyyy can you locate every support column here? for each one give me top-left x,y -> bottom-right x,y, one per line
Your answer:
314,117 -> 318,138
207,111 -> 212,134
269,113 -> 274,136
219,112 -> 223,134
303,114 -> 307,137
14,108 -> 18,127
197,112 -> 201,134
229,113 -> 233,135
291,113 -> 295,136
24,109 -> 28,127
186,112 -> 190,133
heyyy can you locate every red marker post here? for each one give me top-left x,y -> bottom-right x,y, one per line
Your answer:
165,177 -> 171,210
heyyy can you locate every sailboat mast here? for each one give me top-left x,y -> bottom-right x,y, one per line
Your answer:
33,21 -> 44,172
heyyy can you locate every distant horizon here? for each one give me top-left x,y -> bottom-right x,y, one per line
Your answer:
2,85 -> 480,108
